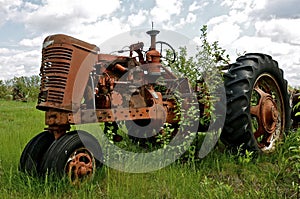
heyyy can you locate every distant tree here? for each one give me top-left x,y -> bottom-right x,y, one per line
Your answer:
24,75 -> 40,101
0,80 -> 10,99
0,76 -> 40,101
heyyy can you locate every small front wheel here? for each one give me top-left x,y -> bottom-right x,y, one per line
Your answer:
19,131 -> 55,175
40,130 -> 103,185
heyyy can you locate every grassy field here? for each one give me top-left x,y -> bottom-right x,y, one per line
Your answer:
0,100 -> 299,198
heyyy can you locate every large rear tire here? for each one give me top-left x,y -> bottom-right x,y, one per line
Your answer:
40,130 -> 103,185
221,53 -> 291,153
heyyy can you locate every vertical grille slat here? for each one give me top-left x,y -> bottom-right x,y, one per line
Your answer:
39,46 -> 73,104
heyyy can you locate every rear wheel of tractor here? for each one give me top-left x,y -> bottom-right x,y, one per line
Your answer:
19,131 -> 55,175
40,131 -> 103,185
221,53 -> 291,153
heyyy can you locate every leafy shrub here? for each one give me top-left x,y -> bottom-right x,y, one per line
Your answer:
0,76 -> 40,101
294,96 -> 300,117
152,25 -> 230,160
0,80 -> 11,99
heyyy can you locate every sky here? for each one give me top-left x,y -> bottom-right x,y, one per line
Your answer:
0,0 -> 300,86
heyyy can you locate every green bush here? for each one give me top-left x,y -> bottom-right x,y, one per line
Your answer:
151,25 -> 231,159
294,96 -> 300,117
0,80 -> 10,99
0,76 -> 40,102
166,25 -> 230,128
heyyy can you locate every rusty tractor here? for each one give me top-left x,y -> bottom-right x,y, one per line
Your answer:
19,29 -> 291,184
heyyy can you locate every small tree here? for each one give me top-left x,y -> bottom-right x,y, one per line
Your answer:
0,76 -> 40,101
294,95 -> 300,120
166,25 -> 230,129
0,80 -> 11,99
157,25 -> 230,160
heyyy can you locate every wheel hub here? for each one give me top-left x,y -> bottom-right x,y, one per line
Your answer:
65,148 -> 95,185
260,95 -> 278,133
250,87 -> 279,148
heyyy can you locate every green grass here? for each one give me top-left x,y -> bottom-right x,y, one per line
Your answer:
0,100 -> 299,198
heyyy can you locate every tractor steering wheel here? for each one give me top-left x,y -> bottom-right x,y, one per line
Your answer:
156,41 -> 176,63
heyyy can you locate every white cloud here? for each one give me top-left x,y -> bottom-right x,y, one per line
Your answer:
19,35 -> 46,47
12,0 -> 126,51
188,1 -> 208,12
208,0 -> 265,27
23,2 -> 40,11
189,1 -> 200,12
252,0 -> 300,19
186,13 -> 197,23
207,15 -> 228,25
173,12 -> 197,29
203,0 -> 300,86
69,17 -> 131,46
207,21 -> 241,46
127,10 -> 149,27
0,0 -> 124,80
23,0 -> 121,33
150,0 -> 183,23
221,0 -> 267,11
231,36 -> 290,56
217,0 -> 267,28
0,48 -> 15,55
0,49 -> 41,80
0,0 -> 22,26
255,18 -> 300,45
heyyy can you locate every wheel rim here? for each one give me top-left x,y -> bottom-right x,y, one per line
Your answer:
65,147 -> 96,185
250,74 -> 285,152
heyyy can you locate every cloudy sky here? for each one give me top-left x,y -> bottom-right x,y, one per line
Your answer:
1,0 -> 300,86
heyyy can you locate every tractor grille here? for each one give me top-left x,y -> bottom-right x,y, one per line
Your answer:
39,47 -> 73,104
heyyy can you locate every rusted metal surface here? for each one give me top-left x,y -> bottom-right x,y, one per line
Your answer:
37,34 -> 99,112
67,105 -> 166,124
37,29 -> 191,139
65,147 -> 95,185
250,85 -> 281,149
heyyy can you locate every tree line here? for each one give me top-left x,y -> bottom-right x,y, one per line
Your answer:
0,75 -> 40,102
